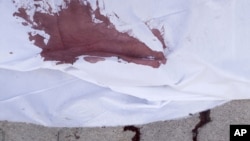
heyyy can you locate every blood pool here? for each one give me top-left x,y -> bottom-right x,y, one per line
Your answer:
13,0 -> 166,68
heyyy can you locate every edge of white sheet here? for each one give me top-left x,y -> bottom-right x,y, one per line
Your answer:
0,68 -> 227,127
1,0 -> 250,126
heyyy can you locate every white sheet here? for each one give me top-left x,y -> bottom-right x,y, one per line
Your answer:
0,68 -> 226,127
1,0 -> 249,127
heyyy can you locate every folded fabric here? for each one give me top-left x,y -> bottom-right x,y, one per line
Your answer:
1,0 -> 250,127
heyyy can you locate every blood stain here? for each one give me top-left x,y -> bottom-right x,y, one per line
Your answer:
192,110 -> 211,141
12,0 -> 166,68
124,125 -> 141,141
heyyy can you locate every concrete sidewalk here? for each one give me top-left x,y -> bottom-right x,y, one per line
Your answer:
1,100 -> 250,141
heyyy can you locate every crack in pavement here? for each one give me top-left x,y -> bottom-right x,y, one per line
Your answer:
123,125 -> 141,141
192,110 -> 211,141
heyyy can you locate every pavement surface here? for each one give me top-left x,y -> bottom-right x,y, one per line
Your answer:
1,100 -> 250,141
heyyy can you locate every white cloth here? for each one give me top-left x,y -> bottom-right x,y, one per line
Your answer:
1,0 -> 249,127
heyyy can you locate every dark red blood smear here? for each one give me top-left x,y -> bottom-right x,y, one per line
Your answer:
28,32 -> 46,48
13,0 -> 166,67
83,56 -> 105,63
13,8 -> 33,24
124,125 -> 141,141
151,28 -> 167,49
192,110 -> 211,141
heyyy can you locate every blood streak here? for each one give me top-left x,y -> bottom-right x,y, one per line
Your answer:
13,0 -> 166,68
192,110 -> 211,141
83,56 -> 105,63
151,28 -> 167,49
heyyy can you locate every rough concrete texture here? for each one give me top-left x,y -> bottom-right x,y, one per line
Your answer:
0,128 -> 4,141
140,115 -> 199,141
0,122 -> 59,141
0,100 -> 250,141
198,100 -> 250,141
58,127 -> 135,141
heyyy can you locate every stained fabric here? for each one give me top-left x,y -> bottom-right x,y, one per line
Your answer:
1,0 -> 249,127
